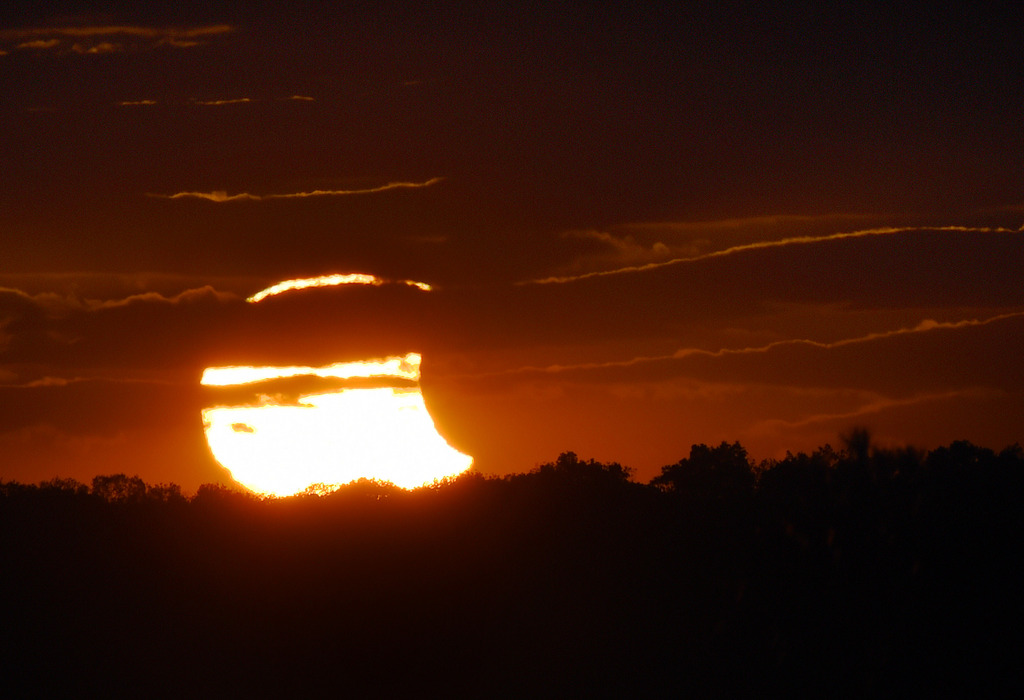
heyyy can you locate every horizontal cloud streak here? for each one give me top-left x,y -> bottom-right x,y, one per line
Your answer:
1,25 -> 231,39
148,177 -> 445,202
0,284 -> 239,317
753,388 -> 999,431
523,225 -> 1024,285
621,213 -> 875,233
481,311 -> 1024,377
194,98 -> 252,106
1,24 -> 233,54
73,42 -> 120,54
17,39 -> 60,49
2,24 -> 231,40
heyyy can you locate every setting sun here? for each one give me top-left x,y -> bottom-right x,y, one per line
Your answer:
202,352 -> 472,495
200,274 -> 470,496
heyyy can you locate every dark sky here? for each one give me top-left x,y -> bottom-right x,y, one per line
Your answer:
2,2 -> 1023,489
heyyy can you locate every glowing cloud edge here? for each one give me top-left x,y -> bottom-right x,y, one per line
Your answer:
247,274 -> 432,303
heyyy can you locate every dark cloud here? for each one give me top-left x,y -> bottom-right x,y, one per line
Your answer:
0,285 -> 244,382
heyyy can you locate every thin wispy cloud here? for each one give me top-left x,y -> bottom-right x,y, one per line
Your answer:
72,42 -> 120,54
18,39 -> 60,50
522,225 -> 1023,284
0,24 -> 233,53
0,25 -> 232,39
83,286 -> 241,311
0,271 -> 267,300
194,98 -> 252,106
148,177 -> 445,202
560,229 -> 677,268
483,311 -> 1024,377
620,213 -> 875,234
121,96 -> 313,107
0,284 -> 239,319
753,388 -> 996,432
549,214 -> 880,278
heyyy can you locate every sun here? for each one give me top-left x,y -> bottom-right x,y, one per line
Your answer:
200,275 -> 472,496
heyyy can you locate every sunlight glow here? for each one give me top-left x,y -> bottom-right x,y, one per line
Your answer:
247,274 -> 433,302
202,353 -> 472,496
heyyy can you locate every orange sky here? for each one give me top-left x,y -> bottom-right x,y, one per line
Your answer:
2,4 -> 1023,489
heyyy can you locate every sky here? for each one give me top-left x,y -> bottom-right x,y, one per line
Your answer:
2,2 -> 1023,489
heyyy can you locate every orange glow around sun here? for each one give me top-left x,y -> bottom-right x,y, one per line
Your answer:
201,274 -> 470,496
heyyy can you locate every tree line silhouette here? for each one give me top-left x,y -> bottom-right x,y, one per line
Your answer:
2,433 -> 1021,697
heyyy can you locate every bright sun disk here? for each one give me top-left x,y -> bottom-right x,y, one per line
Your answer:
202,352 -> 472,496
202,275 -> 469,496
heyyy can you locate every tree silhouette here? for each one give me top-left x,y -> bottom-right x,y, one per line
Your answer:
841,426 -> 872,466
39,477 -> 90,496
146,482 -> 186,504
536,451 -> 633,484
1,437 -> 1021,696
90,473 -> 147,503
651,441 -> 755,499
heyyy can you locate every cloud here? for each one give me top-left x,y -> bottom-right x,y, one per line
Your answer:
0,284 -> 239,318
83,286 -> 241,311
477,311 -> 1024,377
0,25 -> 233,42
0,286 -> 86,319
18,39 -> 61,49
121,96 -> 314,108
543,214 -> 880,280
72,42 -> 120,54
522,225 -> 1024,284
148,177 -> 445,202
21,376 -> 78,388
0,285 -> 246,385
194,98 -> 252,106
0,271 -> 267,301
555,230 -> 677,272
0,24 -> 233,54
0,278 -> 448,387
752,389 -> 995,432
246,274 -> 431,303
667,312 -> 1024,362
621,213 -> 875,234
